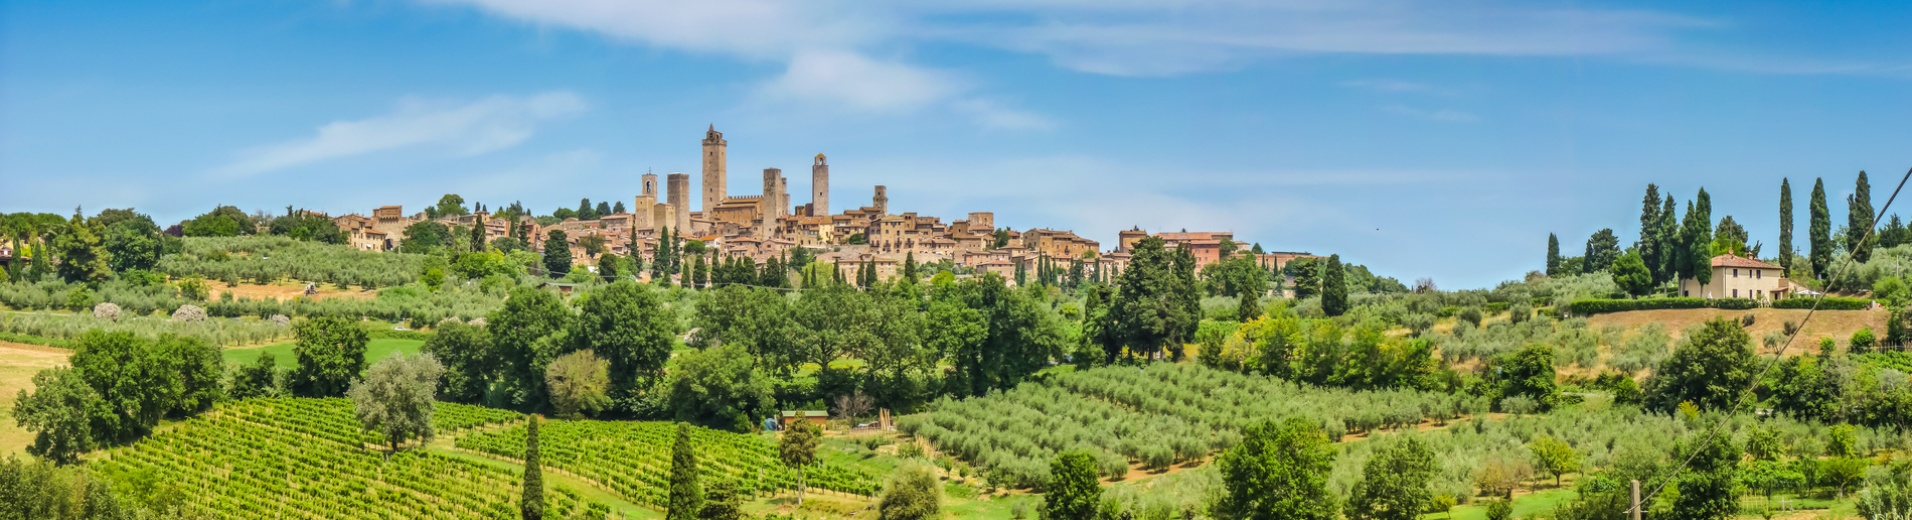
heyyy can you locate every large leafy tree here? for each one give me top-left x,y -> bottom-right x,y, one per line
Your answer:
667,343 -> 774,431
544,350 -> 610,419
1670,434 -> 1742,520
1528,435 -> 1582,487
694,286 -> 797,371
541,230 -> 572,276
1811,178 -> 1832,280
434,194 -> 469,217
1495,344 -> 1559,411
420,322 -> 494,403
347,353 -> 444,454
491,287 -> 572,410
1321,254 -> 1348,316
400,221 -> 451,254
182,205 -> 251,237
11,367 -> 103,464
1042,451 -> 1103,520
1288,257 -> 1321,299
1612,251 -> 1653,298
290,317 -> 370,397
1346,437 -> 1436,520
101,215 -> 162,273
1644,317 -> 1756,413
572,281 -> 676,394
666,423 -> 704,520
1107,237 -> 1199,360
1850,171 -> 1875,263
52,214 -> 110,285
948,277 -> 1067,396
1212,417 -> 1338,520
65,331 -> 222,441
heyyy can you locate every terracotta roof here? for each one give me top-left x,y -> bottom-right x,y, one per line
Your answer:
1712,254 -> 1780,270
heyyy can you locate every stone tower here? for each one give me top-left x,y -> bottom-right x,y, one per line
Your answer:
701,125 -> 726,215
811,154 -> 830,217
778,178 -> 790,218
634,172 -> 658,230
873,185 -> 888,216
760,168 -> 783,238
667,173 -> 691,234
651,203 -> 674,234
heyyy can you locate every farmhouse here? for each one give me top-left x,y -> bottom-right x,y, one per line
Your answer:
1678,254 -> 1801,300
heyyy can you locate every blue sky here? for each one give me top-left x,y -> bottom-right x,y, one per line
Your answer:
4,0 -> 1910,288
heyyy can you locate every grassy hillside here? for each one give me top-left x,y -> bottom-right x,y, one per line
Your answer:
221,338 -> 426,368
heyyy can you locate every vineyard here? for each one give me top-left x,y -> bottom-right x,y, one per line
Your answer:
92,398 -> 606,520
900,363 -> 1492,488
456,420 -> 883,507
161,236 -> 428,289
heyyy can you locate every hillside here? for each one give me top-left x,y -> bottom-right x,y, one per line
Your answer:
1586,307 -> 1888,353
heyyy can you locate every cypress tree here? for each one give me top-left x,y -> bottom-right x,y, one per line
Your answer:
689,254 -> 705,290
667,423 -> 704,520
1779,178 -> 1794,276
1692,189 -> 1714,285
1015,261 -> 1026,287
1322,255 -> 1348,316
903,251 -> 918,283
521,415 -> 544,520
1639,184 -> 1663,281
1850,171 -> 1875,263
1545,234 -> 1560,276
1811,178 -> 1832,280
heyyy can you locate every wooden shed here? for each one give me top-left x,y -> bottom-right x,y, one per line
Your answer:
779,410 -> 829,430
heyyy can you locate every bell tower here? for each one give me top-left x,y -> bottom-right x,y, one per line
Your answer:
812,154 -> 830,217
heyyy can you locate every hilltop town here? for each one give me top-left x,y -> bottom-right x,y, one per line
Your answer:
310,126 -> 1323,287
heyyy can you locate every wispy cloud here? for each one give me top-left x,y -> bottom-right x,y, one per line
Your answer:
1381,105 -> 1480,123
1341,79 -> 1451,94
210,91 -> 586,178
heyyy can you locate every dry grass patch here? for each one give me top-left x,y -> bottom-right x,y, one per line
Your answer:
0,342 -> 72,455
1588,308 -> 1887,355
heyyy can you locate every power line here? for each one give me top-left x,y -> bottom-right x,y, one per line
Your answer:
1629,166 -> 1912,513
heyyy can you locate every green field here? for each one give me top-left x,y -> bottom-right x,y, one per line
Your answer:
221,338 -> 425,368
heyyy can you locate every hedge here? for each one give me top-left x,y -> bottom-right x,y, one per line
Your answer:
1568,298 -> 1706,315
1711,298 -> 1759,310
1772,296 -> 1873,310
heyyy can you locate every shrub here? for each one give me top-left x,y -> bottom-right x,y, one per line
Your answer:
1773,296 -> 1871,310
1459,307 -> 1484,327
1711,298 -> 1758,310
1852,327 -> 1877,354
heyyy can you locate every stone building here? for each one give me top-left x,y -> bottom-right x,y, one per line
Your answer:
634,173 -> 659,231
811,154 -> 830,217
667,173 -> 692,233
1679,254 -> 1801,300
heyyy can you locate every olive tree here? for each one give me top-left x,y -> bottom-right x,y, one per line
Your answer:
347,353 -> 444,455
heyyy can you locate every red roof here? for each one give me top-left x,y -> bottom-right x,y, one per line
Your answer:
1712,254 -> 1780,270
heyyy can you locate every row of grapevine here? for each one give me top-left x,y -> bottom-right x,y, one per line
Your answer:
455,420 -> 882,507
92,398 -> 596,520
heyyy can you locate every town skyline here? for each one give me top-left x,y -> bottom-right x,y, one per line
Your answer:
5,0 -> 1912,288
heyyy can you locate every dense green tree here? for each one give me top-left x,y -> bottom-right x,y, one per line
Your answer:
290,317 -> 370,397
1043,451 -> 1103,520
595,201 -> 611,219
1811,178 -> 1832,280
1583,229 -> 1620,273
1496,344 -> 1559,411
347,353 -> 444,454
1212,417 -> 1338,520
1106,237 -> 1200,360
1850,171 -> 1876,263
1880,214 -> 1911,249
1644,317 -> 1755,413
1779,179 -> 1794,276
780,412 -> 821,504
1680,192 -> 1715,286
421,322 -> 494,403
229,352 -> 280,400
52,214 -> 110,285
1658,194 -> 1679,283
490,287 -> 572,410
1612,251 -> 1652,298
949,277 -> 1068,396
1670,434 -> 1741,520
1546,233 -> 1561,276
10,367 -> 102,464
65,331 -> 222,441
1289,257 -> 1321,299
1346,437 -> 1436,520
572,281 -> 676,394
1321,255 -> 1348,316
877,463 -> 942,520
102,218 -> 162,273
666,423 -> 704,520
668,343 -> 774,431
544,350 -> 611,419
522,415 -> 544,520
1529,435 -> 1582,487
542,230 -> 572,276
400,221 -> 451,254
183,206 -> 249,237
1640,184 -> 1665,282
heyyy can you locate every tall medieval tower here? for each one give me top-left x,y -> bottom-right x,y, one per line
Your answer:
760,168 -> 784,238
701,125 -> 726,215
811,154 -> 830,217
667,173 -> 691,234
873,185 -> 889,216
634,172 -> 659,230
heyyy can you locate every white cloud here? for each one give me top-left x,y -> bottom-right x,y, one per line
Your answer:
1341,79 -> 1444,94
1381,105 -> 1480,123
756,50 -> 963,113
211,91 -> 586,178
953,99 -> 1057,131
